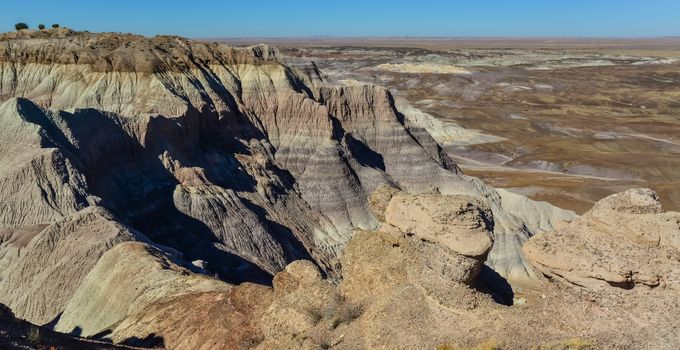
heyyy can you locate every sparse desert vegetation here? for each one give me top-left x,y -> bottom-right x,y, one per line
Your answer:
305,292 -> 366,329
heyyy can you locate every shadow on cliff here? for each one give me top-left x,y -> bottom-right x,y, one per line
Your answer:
58,106 -> 312,285
345,133 -> 386,171
240,197 -> 315,264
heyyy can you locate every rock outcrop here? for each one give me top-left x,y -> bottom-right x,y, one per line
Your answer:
383,192 -> 494,257
0,31 -> 575,332
55,242 -> 231,338
249,189 -> 680,349
0,206 -> 146,324
255,191 -> 499,350
3,188 -> 676,349
524,188 -> 680,290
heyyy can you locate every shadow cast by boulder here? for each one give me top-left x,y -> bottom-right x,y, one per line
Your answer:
121,333 -> 165,348
476,265 -> 514,306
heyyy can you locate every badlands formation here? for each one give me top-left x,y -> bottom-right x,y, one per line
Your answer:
0,29 -> 679,349
278,40 -> 680,213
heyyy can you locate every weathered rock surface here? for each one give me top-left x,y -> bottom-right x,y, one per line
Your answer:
255,192 -> 498,350
0,206 -> 146,325
55,242 -> 230,338
112,284 -> 273,350
251,190 -> 680,349
54,242 -> 273,349
384,192 -> 494,257
0,303 -> 135,350
395,97 -> 505,147
0,31 -> 575,331
10,188 -> 676,350
0,98 -> 90,227
524,188 -> 680,290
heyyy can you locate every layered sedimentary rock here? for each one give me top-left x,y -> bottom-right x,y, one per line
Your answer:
394,97 -> 505,147
74,191 -> 499,349
55,242 -> 231,337
0,206 -> 146,324
0,98 -> 91,227
0,30 -> 575,329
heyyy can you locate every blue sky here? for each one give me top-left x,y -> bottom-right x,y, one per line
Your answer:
2,0 -> 679,38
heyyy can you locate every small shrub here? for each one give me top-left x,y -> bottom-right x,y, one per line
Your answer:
51,24 -> 60,28
304,293 -> 366,328
15,23 -> 29,31
27,325 -> 41,343
476,341 -> 501,350
309,328 -> 334,349
38,24 -> 45,30
304,306 -> 323,325
329,294 -> 365,328
552,338 -> 592,350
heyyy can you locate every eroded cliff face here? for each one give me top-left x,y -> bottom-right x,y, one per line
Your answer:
0,31 -> 573,328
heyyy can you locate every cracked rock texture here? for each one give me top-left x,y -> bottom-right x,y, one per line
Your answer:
524,188 -> 680,290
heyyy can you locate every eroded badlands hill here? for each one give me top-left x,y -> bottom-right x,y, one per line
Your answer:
0,28 -> 575,323
7,30 -> 675,349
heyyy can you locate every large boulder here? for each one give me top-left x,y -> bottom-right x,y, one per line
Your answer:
384,192 -> 494,258
524,188 -> 680,290
254,191 -> 499,350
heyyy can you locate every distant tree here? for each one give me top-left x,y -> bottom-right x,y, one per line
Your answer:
51,24 -> 59,28
14,23 -> 28,31
38,24 -> 45,30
